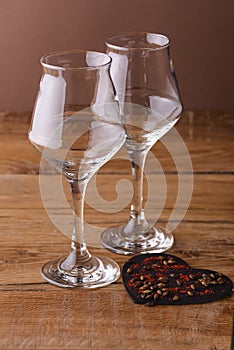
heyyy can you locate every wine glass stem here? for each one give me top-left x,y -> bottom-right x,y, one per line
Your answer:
129,149 -> 149,223
69,180 -> 91,263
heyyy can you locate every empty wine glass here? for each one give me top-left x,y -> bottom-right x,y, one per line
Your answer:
100,32 -> 182,255
29,50 -> 125,287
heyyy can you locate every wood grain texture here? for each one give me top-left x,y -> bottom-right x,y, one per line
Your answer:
0,111 -> 233,175
0,111 -> 233,349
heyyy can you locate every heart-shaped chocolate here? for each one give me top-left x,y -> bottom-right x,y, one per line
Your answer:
122,254 -> 233,306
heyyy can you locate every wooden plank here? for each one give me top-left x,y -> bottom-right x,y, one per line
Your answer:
0,205 -> 233,283
0,208 -> 233,243
0,111 -> 233,174
0,111 -> 31,134
0,135 -> 40,174
0,174 -> 233,210
0,136 -> 233,174
0,288 -> 232,350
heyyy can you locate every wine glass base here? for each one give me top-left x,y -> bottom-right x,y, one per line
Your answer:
41,255 -> 120,288
100,226 -> 174,255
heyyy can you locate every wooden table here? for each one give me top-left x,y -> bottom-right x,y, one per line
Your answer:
0,111 -> 233,349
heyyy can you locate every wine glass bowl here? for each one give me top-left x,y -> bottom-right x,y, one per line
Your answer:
100,32 -> 182,255
29,50 -> 125,287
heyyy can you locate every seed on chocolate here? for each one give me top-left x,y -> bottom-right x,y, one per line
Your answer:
135,281 -> 143,287
152,263 -> 162,268
189,274 -> 194,279
140,293 -> 146,299
217,278 -> 224,284
130,277 -> 138,283
142,289 -> 152,294
170,274 -> 175,278
145,293 -> 154,299
190,284 -> 196,290
168,258 -> 176,264
210,280 -> 217,285
176,279 -> 181,286
187,290 -> 193,296
172,295 -> 180,301
156,290 -> 162,295
199,278 -> 208,286
202,273 -> 207,278
140,275 -> 145,281
201,281 -> 208,287
162,290 -> 169,297
154,293 -> 159,300
162,287 -> 169,291
127,267 -> 132,274
163,260 -> 168,266
210,273 -> 215,279
157,283 -> 166,288
139,285 -> 149,290
158,256 -> 164,261
158,277 -> 168,283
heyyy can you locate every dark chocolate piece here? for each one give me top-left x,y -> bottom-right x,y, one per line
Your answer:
122,254 -> 233,306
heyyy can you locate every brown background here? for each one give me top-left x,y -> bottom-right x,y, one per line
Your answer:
0,0 -> 233,112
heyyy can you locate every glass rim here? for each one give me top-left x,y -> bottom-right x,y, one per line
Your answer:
105,32 -> 170,51
40,49 -> 112,71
